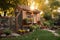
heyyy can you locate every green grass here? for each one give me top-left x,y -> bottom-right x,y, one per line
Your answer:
0,29 -> 60,40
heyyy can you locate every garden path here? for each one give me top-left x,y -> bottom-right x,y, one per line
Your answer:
43,29 -> 60,37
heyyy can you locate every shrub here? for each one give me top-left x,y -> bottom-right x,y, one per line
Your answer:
29,24 -> 39,32
17,29 -> 26,34
3,29 -> 12,35
33,24 -> 39,29
43,20 -> 54,27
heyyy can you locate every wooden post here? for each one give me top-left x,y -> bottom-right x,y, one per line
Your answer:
15,9 -> 20,31
31,11 -> 34,24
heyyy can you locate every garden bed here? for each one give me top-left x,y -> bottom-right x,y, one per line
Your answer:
0,29 -> 60,40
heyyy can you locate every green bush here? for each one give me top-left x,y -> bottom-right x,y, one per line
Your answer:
43,20 -> 54,27
17,29 -> 26,34
43,12 -> 52,20
3,29 -> 12,35
29,24 -> 39,32
33,24 -> 39,29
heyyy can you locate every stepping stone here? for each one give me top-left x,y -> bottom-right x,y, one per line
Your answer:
1,34 -> 6,37
11,33 -> 20,37
43,29 -> 60,37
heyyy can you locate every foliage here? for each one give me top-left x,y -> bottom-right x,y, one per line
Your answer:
43,12 -> 52,20
43,21 -> 50,26
43,20 -> 54,28
0,0 -> 19,16
0,0 -> 17,10
29,24 -> 39,32
3,29 -> 12,35
19,0 -> 28,5
53,14 -> 60,25
0,0 -> 28,10
31,24 -> 39,29
17,29 -> 26,34
0,0 -> 28,16
50,1 -> 60,9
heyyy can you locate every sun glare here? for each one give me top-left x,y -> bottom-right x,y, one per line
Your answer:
57,7 -> 60,13
30,2 -> 35,11
45,0 -> 49,4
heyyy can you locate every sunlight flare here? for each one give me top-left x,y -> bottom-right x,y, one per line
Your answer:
57,7 -> 60,13
30,2 -> 35,10
45,0 -> 49,4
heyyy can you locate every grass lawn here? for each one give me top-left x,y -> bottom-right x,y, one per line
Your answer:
0,29 -> 60,40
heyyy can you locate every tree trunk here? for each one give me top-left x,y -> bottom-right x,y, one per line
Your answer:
4,11 -> 7,16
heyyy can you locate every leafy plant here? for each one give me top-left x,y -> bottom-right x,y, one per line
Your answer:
29,24 -> 39,32
43,20 -> 54,28
17,29 -> 26,34
32,24 -> 39,29
3,29 -> 12,35
43,12 -> 52,20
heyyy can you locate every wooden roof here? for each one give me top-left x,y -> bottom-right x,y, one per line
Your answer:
16,5 -> 40,13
